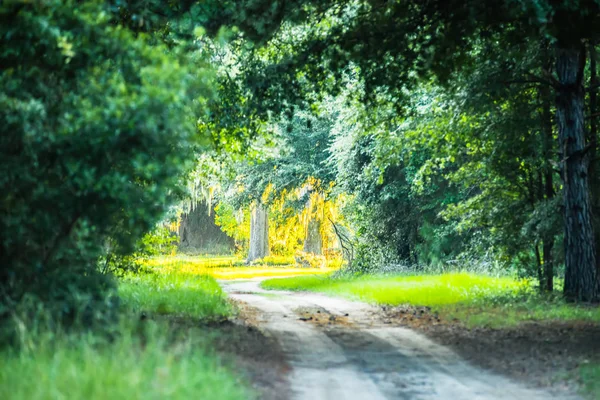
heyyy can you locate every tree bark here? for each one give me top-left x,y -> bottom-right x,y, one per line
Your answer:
303,218 -> 323,255
541,80 -> 555,292
178,201 -> 234,254
556,45 -> 598,301
588,42 -> 600,276
303,195 -> 323,255
247,202 -> 269,263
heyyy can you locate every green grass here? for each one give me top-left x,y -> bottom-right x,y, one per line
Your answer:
0,271 -> 253,400
262,272 -> 600,328
119,272 -> 232,320
580,363 -> 600,397
261,272 -> 525,306
0,320 -> 250,400
145,255 -> 298,269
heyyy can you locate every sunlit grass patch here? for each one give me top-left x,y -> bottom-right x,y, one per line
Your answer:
143,255 -> 336,280
119,272 -> 232,320
261,273 -> 526,306
208,267 -> 337,279
0,320 -> 251,400
144,255 -> 243,269
261,272 -> 600,328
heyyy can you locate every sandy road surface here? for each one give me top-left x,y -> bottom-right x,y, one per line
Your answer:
221,278 -> 580,400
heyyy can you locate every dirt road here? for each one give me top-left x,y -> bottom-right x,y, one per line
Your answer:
221,278 -> 580,400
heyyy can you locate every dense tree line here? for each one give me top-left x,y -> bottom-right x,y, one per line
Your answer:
203,0 -> 600,301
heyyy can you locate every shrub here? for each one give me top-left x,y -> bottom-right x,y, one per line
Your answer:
0,1 -> 213,327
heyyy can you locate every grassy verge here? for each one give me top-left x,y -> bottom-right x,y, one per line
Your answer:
144,255 -> 336,279
119,272 -> 232,320
0,320 -> 249,400
580,363 -> 600,396
1,271 -> 253,400
261,272 -> 600,328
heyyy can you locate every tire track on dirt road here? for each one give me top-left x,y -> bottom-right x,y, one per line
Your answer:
220,278 -> 580,400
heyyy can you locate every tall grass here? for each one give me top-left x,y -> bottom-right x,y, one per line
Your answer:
0,271 -> 252,400
119,272 -> 232,320
0,320 -> 250,400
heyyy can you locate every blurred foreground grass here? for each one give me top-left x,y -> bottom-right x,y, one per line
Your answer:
0,319 -> 250,400
0,268 -> 253,400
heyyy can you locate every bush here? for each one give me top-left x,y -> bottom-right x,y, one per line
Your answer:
105,227 -> 179,277
0,1 -> 213,326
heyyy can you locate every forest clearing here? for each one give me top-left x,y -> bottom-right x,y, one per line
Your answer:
4,1 -> 600,399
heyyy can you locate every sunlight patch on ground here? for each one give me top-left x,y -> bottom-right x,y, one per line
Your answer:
144,255 -> 336,280
261,272 -> 600,328
261,273 -> 526,306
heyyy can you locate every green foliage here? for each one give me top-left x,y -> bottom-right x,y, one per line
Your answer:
137,227 -> 178,257
104,227 -> 178,277
206,0 -> 600,299
215,202 -> 251,252
0,1 -> 213,322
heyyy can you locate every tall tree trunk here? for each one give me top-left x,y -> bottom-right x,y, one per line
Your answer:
535,243 -> 543,291
556,45 -> 598,301
303,195 -> 323,255
541,80 -> 555,292
304,218 -> 323,255
178,201 -> 235,254
247,202 -> 269,263
588,42 -> 600,276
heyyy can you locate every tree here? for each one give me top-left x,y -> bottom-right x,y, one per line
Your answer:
0,1 -> 214,321
302,190 -> 324,255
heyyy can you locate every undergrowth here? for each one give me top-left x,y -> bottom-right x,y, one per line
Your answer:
580,363 -> 600,397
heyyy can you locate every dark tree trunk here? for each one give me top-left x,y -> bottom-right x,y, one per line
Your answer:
247,202 -> 269,263
541,80 -> 555,292
588,42 -> 600,276
556,45 -> 598,301
178,202 -> 235,254
535,243 -> 543,291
